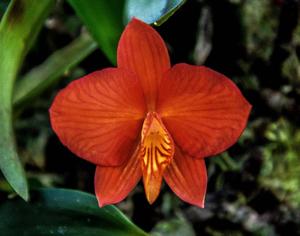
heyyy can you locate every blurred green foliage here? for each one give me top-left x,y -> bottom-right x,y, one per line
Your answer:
261,119 -> 300,208
0,0 -> 55,201
0,0 -> 9,18
242,0 -> 279,60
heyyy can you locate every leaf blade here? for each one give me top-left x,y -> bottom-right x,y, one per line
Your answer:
13,32 -> 97,107
0,0 -> 55,200
0,188 -> 148,236
67,0 -> 124,64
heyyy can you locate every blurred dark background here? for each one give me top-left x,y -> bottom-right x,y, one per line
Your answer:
1,0 -> 300,235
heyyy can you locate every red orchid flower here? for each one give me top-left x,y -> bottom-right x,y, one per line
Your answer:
49,19 -> 251,207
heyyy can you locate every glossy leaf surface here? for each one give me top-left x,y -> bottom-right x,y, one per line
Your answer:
0,188 -> 148,236
124,0 -> 186,25
67,0 -> 124,64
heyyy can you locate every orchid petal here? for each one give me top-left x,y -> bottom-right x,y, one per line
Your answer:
95,145 -> 141,207
164,147 -> 207,208
117,18 -> 171,110
49,68 -> 146,166
157,63 -> 251,158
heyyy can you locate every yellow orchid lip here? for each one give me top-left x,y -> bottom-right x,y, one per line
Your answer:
140,112 -> 174,204
49,18 -> 252,208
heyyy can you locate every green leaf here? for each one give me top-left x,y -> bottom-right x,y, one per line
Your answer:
0,0 -> 55,200
67,0 -> 125,64
13,32 -> 97,107
124,0 -> 186,26
0,188 -> 148,236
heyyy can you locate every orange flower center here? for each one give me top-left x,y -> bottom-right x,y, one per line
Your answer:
140,112 -> 174,204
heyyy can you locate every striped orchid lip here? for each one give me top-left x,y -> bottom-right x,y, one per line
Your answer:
49,18 -> 251,207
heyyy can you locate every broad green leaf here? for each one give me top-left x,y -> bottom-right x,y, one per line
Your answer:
67,0 -> 124,64
0,188 -> 148,236
124,0 -> 186,26
0,0 -> 55,200
13,32 -> 97,107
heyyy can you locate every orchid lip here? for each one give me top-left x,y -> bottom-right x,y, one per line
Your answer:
140,112 -> 174,204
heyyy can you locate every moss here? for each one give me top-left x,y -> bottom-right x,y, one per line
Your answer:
260,119 -> 300,208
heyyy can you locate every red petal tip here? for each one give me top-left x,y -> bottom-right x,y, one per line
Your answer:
164,147 -> 207,208
94,146 -> 142,207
